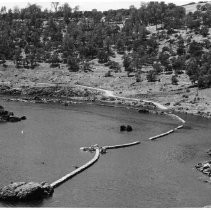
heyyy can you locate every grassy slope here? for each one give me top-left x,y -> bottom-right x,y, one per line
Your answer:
0,2 -> 211,117
0,50 -> 210,117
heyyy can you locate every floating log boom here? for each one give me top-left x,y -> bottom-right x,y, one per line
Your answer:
149,129 -> 174,140
50,147 -> 100,189
103,141 -> 140,150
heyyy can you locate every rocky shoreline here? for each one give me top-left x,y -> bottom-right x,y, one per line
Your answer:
195,149 -> 211,183
0,85 -> 170,119
0,104 -> 26,123
0,84 -> 211,119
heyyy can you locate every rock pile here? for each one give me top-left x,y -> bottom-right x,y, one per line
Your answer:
0,182 -> 53,201
195,161 -> 211,176
120,125 -> 133,132
0,106 -> 26,122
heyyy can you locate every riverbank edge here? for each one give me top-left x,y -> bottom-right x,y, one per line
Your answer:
0,84 -> 209,120
0,85 -> 211,119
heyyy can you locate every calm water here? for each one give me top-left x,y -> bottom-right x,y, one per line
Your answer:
0,100 -> 210,207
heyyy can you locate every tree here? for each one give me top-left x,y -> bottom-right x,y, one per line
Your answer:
123,55 -> 134,76
97,50 -> 109,63
177,39 -> 186,55
164,4 -> 186,29
159,51 -> 170,68
116,38 -> 125,54
200,26 -> 209,37
153,62 -> 163,74
186,58 -> 200,84
147,70 -> 157,82
172,56 -> 185,71
67,56 -> 79,72
62,3 -> 72,25
186,14 -> 201,30
135,70 -> 141,82
50,52 -> 60,68
51,2 -> 59,12
14,47 -> 22,68
188,41 -> 203,57
198,74 -> 211,89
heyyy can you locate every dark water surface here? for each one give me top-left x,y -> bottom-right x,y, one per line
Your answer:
0,100 -> 211,207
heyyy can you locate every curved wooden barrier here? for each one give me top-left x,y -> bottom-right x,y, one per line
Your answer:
149,124 -> 184,141
103,141 -> 140,150
50,147 -> 101,189
50,141 -> 141,189
149,129 -> 174,140
0,85 -> 187,202
174,125 -> 184,130
39,86 -> 187,188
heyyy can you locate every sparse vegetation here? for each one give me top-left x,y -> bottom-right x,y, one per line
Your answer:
0,1 -> 210,116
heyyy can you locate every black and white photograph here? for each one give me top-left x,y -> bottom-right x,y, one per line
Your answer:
0,0 -> 210,207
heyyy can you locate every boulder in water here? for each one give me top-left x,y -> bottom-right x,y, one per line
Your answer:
7,116 -> 21,122
120,125 -> 126,131
126,125 -> 133,132
21,116 -> 27,120
0,182 -> 54,201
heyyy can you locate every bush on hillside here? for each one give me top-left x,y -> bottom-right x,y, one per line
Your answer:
146,70 -> 157,82
67,56 -> 79,72
171,75 -> 179,85
200,26 -> 209,37
198,74 -> 211,89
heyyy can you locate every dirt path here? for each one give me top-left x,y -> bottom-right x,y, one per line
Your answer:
76,84 -> 168,110
76,84 -> 186,124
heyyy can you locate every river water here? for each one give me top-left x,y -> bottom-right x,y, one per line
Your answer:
0,100 -> 211,207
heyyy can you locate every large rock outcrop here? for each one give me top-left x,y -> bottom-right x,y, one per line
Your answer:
0,106 -> 26,123
0,182 -> 53,201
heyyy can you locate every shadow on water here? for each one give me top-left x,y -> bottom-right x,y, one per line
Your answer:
0,197 -> 50,207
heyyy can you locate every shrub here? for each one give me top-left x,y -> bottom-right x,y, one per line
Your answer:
135,71 -> 141,82
107,61 -> 121,72
50,63 -> 60,68
97,50 -> 109,63
123,55 -> 134,76
171,75 -> 178,85
147,70 -> 157,82
159,51 -> 170,67
188,41 -> 203,57
172,56 -> 186,70
104,70 -> 112,77
200,26 -> 209,37
49,52 -> 61,68
177,44 -> 186,55
203,39 -> 211,49
164,64 -> 173,72
167,28 -> 176,35
162,46 -> 170,52
153,62 -> 163,74
198,74 -> 211,89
